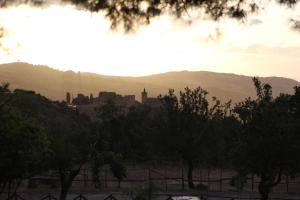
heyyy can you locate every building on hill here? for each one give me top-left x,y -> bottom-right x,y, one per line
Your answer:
141,88 -> 148,103
67,91 -> 139,119
69,91 -> 138,106
92,91 -> 137,106
66,92 -> 71,104
72,93 -> 90,105
98,92 -> 119,103
67,88 -> 161,119
141,88 -> 161,107
124,95 -> 136,103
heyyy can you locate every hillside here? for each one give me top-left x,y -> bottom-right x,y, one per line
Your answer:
0,62 -> 298,103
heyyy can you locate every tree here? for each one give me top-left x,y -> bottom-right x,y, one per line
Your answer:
0,82 -> 11,109
7,89 -> 93,200
1,0 -> 298,31
159,87 -> 229,188
123,104 -> 165,161
96,101 -> 130,156
233,78 -> 297,200
204,98 -> 236,169
49,106 -> 92,200
0,85 -> 49,198
289,86 -> 300,118
287,86 -> 300,175
91,101 -> 128,187
3,87 -> 127,200
62,0 -> 300,31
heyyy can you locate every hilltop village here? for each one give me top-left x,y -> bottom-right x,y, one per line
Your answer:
66,88 -> 160,119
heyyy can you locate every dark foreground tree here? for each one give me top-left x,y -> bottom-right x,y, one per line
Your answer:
1,0 -> 299,31
233,78 -> 297,200
159,87 -> 230,189
49,106 -> 92,200
0,84 -> 49,198
1,87 -> 127,200
289,86 -> 300,118
6,89 -> 93,200
124,104 -> 165,161
288,86 -> 300,177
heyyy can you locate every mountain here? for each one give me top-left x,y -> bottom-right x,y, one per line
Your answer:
0,62 -> 299,103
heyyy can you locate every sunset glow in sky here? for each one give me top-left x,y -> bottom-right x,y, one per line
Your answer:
1,1 -> 300,80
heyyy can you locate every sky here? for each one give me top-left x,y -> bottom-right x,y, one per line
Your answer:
1,1 -> 300,80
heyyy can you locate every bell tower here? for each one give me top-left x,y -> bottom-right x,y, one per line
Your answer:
141,88 -> 148,103
66,92 -> 71,104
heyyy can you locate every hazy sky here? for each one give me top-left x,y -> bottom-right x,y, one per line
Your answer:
1,1 -> 300,80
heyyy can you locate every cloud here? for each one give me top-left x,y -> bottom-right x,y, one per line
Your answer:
249,18 -> 263,25
226,44 -> 300,57
205,27 -> 223,43
0,0 -> 68,8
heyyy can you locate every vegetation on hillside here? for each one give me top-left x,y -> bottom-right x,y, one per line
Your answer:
1,77 -> 300,200
0,62 -> 297,102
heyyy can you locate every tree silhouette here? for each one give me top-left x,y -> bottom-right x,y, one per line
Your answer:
92,101 -> 128,188
0,85 -> 49,198
159,87 -> 230,188
233,78 -> 297,200
2,80 -> 300,198
0,0 -> 298,31
67,0 -> 299,31
289,86 -> 300,118
5,89 -> 93,200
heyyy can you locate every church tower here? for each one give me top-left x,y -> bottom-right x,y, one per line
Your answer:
141,88 -> 148,103
66,92 -> 71,104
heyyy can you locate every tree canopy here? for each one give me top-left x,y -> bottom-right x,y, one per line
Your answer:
0,84 -> 49,197
232,78 -> 299,200
0,0 -> 299,31
158,87 -> 232,188
0,85 -> 127,200
1,77 -> 300,200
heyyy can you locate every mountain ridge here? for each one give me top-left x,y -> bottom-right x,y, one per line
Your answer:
0,62 -> 298,102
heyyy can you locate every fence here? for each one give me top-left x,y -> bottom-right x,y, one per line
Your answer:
27,165 -> 300,194
2,193 -> 300,200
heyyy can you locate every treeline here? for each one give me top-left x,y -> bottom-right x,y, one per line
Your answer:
1,78 -> 300,200
0,83 -> 125,200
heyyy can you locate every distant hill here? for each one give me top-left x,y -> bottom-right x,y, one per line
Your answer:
0,62 -> 299,103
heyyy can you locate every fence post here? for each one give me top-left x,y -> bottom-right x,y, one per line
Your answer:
7,181 -> 11,200
83,168 -> 88,187
251,174 -> 254,192
198,168 -> 200,186
219,168 -> 223,192
238,174 -> 241,192
200,168 -> 202,185
105,170 -> 108,188
164,167 -> 168,191
207,169 -> 210,192
148,168 -> 152,200
286,175 -> 289,193
181,166 -> 185,190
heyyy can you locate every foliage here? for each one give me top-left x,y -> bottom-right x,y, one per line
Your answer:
0,87 -> 94,200
1,77 -> 300,200
159,87 -> 231,188
233,78 -> 298,200
62,0 -> 298,31
91,101 -> 128,188
0,84 -> 49,195
0,0 -> 298,31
